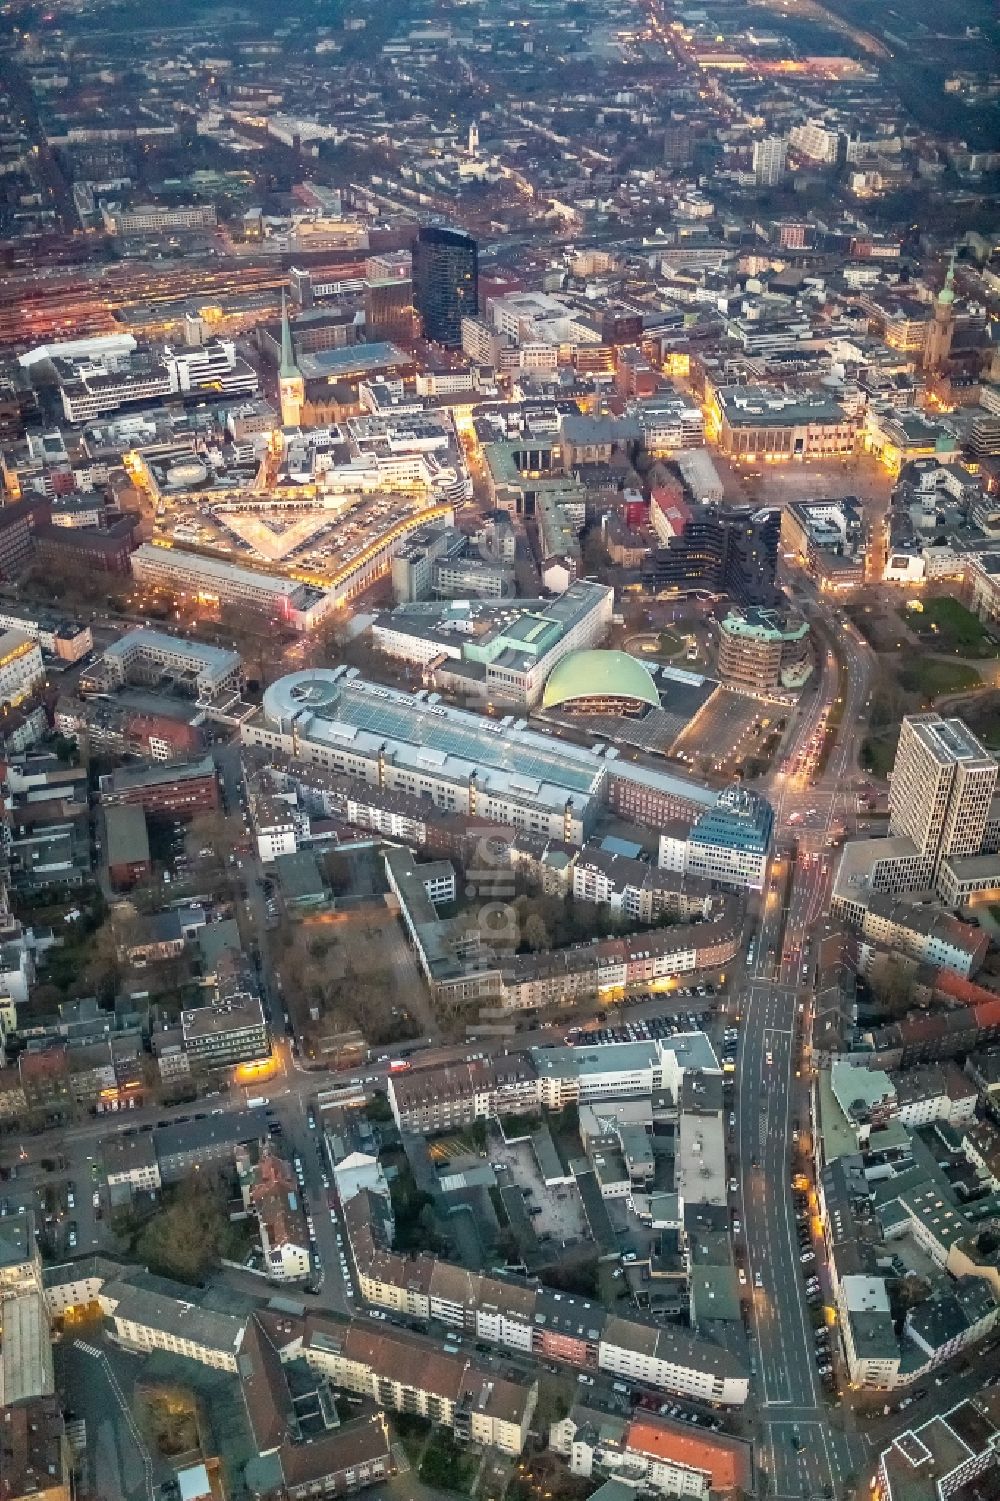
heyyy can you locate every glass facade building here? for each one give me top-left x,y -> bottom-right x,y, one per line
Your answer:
413,226 -> 478,346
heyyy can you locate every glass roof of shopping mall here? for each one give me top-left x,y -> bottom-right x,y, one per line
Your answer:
263,669 -> 605,797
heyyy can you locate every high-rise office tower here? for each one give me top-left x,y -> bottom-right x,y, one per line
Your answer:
753,136 -> 787,187
663,120 -> 694,167
889,713 -> 997,870
413,226 -> 478,347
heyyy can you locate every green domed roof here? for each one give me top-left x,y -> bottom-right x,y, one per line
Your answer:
542,650 -> 660,711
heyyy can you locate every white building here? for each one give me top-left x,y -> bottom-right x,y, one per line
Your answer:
835,1275 -> 900,1388
0,632 -> 45,708
753,136 -> 787,185
99,1279 -> 246,1370
598,1316 -> 749,1407
789,118 -> 841,164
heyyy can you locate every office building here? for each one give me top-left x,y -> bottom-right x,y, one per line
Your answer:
365,278 -> 415,342
0,499 -> 49,581
104,803 -> 151,890
0,631 -> 44,707
717,606 -> 813,693
872,1394 -> 1000,1501
780,498 -> 867,592
373,578 -> 614,709
413,227 -> 478,347
91,627 -> 242,701
663,120 -> 694,166
683,786 -> 774,892
101,202 -> 217,236
181,955 -> 270,1069
34,516 -> 139,575
642,504 -> 780,606
752,136 -> 786,185
889,714 -> 998,873
131,543 -> 335,632
99,754 -> 219,819
57,339 -> 257,423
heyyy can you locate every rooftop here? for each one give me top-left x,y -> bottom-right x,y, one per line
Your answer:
542,650 -> 660,711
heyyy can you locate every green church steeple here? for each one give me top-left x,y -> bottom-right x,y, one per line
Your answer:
279,289 -> 300,379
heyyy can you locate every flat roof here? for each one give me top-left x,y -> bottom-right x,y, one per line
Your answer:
262,668 -> 607,808
104,627 -> 240,684
0,1293 -> 54,1406
104,803 -> 150,868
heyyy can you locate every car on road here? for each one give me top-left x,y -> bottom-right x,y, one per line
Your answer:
754,1271 -> 763,1288
732,1218 -> 741,1236
738,1268 -> 747,1286
766,1050 -> 774,1066
67,1223 -> 77,1249
729,1177 -> 738,1193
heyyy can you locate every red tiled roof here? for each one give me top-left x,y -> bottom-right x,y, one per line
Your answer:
626,1419 -> 751,1493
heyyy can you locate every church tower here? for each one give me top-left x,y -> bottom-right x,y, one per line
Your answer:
923,253 -> 956,373
278,290 -> 305,428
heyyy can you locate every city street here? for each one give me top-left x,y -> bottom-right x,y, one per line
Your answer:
735,596 -> 875,1499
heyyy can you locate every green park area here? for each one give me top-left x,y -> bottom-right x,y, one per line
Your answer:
657,629 -> 684,657
897,658 -> 982,698
900,596 -> 1000,659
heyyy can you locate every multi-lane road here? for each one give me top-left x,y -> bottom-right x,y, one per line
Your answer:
734,596 -> 875,1499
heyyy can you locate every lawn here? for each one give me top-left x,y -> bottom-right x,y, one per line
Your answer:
901,597 -> 1000,658
861,733 -> 898,778
897,658 -> 982,698
657,629 -> 684,657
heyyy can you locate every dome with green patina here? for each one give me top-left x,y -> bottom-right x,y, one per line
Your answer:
542,650 -> 660,715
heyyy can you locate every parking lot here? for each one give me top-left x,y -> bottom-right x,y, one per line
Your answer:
570,989 -> 716,1047
672,687 -> 777,772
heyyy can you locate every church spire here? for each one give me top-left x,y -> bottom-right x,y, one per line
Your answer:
279,289 -> 299,378
938,249 -> 957,307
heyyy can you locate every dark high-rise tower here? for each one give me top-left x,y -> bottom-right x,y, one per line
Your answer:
413,226 -> 478,347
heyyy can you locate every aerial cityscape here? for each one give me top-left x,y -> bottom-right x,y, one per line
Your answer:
0,0 -> 998,1500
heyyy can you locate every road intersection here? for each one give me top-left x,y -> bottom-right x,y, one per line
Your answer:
736,593 -> 875,1498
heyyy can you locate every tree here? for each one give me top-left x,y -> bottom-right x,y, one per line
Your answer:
866,959 -> 916,1020
523,912 -> 551,953
367,1091 -> 393,1124
132,1173 -> 240,1283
